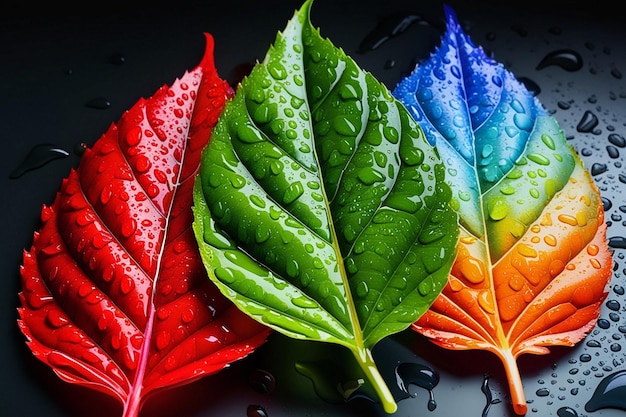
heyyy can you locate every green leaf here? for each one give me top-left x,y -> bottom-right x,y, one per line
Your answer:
192,0 -> 458,412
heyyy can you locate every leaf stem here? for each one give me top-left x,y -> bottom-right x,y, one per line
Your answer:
352,347 -> 398,414
499,349 -> 527,415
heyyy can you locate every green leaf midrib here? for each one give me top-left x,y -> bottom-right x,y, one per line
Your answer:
216,6 -> 364,344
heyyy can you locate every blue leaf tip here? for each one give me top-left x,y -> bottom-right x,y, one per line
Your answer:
442,4 -> 461,33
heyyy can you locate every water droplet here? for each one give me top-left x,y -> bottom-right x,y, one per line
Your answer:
267,61 -> 287,80
384,59 -> 396,69
77,283 -> 95,298
606,145 -> 619,159
586,370 -> 626,411
458,256 -> 485,284
527,153 -> 551,166
283,181 -> 304,204
536,49 -> 583,72
357,167 -> 385,185
121,218 -> 137,238
292,296 -> 317,309
9,144 -> 70,178
247,404 -> 269,417
98,310 -> 114,331
576,110 -> 599,133
557,406 -> 579,417
395,362 -> 439,411
488,198 -> 509,221
248,369 -> 276,394
85,97 -> 112,109
134,155 -> 151,173
517,243 -> 538,258
255,223 -> 271,244
45,310 -> 69,328
120,275 -> 135,295
355,280 -> 369,298
156,331 -> 171,351
496,184 -> 514,196
511,24 -> 528,37
180,307 -> 195,323
608,133 -> 625,147
591,163 -> 608,176
481,374 -> 495,417
611,67 -> 622,79
109,53 -> 126,65
586,339 -> 601,348
608,236 -> 626,249
358,12 -> 423,52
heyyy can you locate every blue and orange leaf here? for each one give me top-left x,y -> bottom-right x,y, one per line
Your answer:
393,7 -> 613,415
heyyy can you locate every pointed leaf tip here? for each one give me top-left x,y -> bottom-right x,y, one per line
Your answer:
443,4 -> 460,30
200,33 -> 216,72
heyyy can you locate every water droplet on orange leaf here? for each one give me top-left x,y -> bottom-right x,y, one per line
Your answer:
478,290 -> 495,314
549,259 -> 566,277
590,258 -> 602,269
517,243 -> 538,258
508,276 -> 524,291
449,277 -> 464,292
558,214 -> 578,227
544,234 -> 557,246
585,244 -> 600,257
571,285 -> 594,307
458,256 -> 485,284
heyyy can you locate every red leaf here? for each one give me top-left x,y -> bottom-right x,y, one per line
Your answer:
17,33 -> 271,417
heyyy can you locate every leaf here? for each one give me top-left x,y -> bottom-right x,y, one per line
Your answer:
191,1 -> 458,413
17,34 -> 270,417
392,6 -> 613,415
